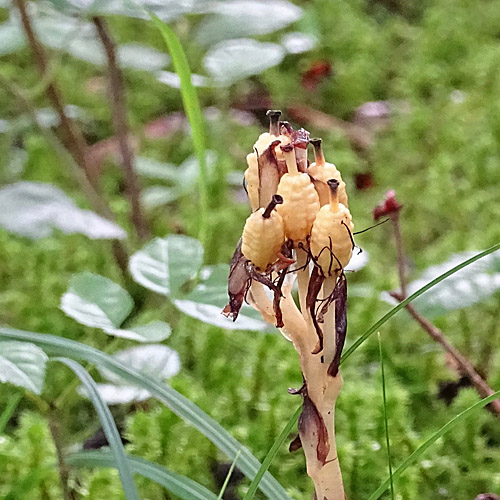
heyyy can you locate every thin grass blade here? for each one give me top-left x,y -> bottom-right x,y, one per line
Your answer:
378,332 -> 394,500
67,450 -> 218,500
217,450 -> 241,500
367,390 -> 500,500
54,358 -> 140,500
0,328 -> 291,500
150,14 -> 209,244
243,405 -> 301,500
0,393 -> 22,434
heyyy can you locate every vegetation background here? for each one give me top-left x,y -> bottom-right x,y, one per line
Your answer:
1,0 -> 500,499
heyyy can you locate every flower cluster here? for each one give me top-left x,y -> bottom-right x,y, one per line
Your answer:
223,111 -> 354,360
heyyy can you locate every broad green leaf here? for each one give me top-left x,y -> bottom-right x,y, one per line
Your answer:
91,344 -> 180,404
130,235 -> 204,298
99,344 -> 180,385
135,157 -> 179,182
174,264 -> 268,331
0,22 -> 26,56
0,341 -> 48,394
53,0 -> 202,22
61,273 -> 134,329
141,186 -> 179,209
281,32 -> 317,54
56,358 -> 140,500
382,249 -> 500,318
0,327 -> 291,500
117,43 -> 170,71
89,384 -> 151,405
157,70 -> 210,89
196,0 -> 302,46
203,39 -> 285,85
0,182 -> 126,240
113,321 -> 172,343
67,450 -> 219,500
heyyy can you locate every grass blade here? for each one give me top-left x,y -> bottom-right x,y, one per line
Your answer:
0,392 -> 22,434
243,405 -> 301,500
217,450 -> 241,500
0,327 -> 291,500
341,243 -> 500,364
54,358 -> 140,500
378,332 -> 394,500
150,14 -> 209,244
67,450 -> 218,500
367,389 -> 500,500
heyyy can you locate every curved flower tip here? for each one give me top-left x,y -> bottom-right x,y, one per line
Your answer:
373,189 -> 403,220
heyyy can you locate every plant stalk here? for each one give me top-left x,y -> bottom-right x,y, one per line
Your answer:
92,16 -> 150,241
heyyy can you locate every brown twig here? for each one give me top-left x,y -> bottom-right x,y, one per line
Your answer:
48,407 -> 79,500
92,16 -> 150,241
389,211 -> 500,417
13,0 -> 96,187
391,213 -> 407,298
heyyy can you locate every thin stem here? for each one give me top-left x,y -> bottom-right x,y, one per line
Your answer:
391,213 -> 407,298
92,17 -> 149,241
13,0 -> 95,188
405,302 -> 500,417
48,407 -> 79,500
390,214 -> 500,417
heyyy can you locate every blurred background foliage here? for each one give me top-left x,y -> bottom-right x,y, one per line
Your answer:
1,0 -> 500,499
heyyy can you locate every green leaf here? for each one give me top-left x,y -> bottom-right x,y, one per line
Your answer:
55,358 -> 140,500
0,182 -> 126,240
61,273 -> 134,329
0,22 -> 26,56
195,0 -> 302,46
367,390 -> 500,500
0,341 -> 48,394
99,344 -> 180,385
203,39 -> 285,85
382,249 -> 500,318
174,264 -> 268,331
61,274 -> 172,341
150,14 -> 209,244
129,235 -> 204,298
141,186 -> 179,209
0,327 -> 291,500
116,321 -> 172,343
67,450 -> 218,500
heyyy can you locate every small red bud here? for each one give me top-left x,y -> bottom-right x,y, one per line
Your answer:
373,190 -> 403,220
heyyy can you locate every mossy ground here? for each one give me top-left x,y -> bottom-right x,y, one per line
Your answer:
2,0 -> 500,498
